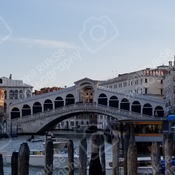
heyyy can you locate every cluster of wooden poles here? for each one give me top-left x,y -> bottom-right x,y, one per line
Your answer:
0,133 -> 106,175
0,131 -> 174,175
112,123 -> 175,175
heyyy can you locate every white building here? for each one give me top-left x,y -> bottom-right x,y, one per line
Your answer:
0,75 -> 33,119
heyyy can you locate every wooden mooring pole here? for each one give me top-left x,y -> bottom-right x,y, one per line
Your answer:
127,123 -> 137,175
112,133 -> 120,175
45,140 -> 53,175
89,134 -> 103,175
151,142 -> 161,175
123,134 -> 129,175
79,138 -> 87,175
100,134 -> 106,175
164,133 -> 174,175
68,140 -> 74,175
11,151 -> 18,175
0,154 -> 3,175
18,142 -> 30,175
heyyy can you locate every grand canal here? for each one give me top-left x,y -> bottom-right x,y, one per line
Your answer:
0,130 -> 113,175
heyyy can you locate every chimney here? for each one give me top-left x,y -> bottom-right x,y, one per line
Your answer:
9,74 -> 12,79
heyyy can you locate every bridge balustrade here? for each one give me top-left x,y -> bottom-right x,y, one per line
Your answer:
8,103 -> 155,127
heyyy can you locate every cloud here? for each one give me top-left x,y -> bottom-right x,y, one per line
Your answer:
10,37 -> 77,49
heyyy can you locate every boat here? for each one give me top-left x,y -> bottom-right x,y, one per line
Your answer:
103,157 -> 153,175
4,138 -> 81,169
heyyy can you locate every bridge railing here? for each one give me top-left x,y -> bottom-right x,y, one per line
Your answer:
9,103 -> 156,125
11,86 -> 76,105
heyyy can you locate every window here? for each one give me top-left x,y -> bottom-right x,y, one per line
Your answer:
14,90 -> 18,99
123,82 -> 127,87
19,90 -> 24,99
160,89 -> 163,95
135,80 -> 138,85
26,90 -> 31,98
119,83 -> 122,88
160,79 -> 163,84
4,90 -> 7,99
145,78 -> 147,83
0,79 -> 2,83
145,88 -> 148,94
9,90 -> 14,99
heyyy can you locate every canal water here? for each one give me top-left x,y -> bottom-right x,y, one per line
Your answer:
0,131 -> 113,175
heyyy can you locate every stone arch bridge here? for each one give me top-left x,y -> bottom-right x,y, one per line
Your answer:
8,78 -> 165,133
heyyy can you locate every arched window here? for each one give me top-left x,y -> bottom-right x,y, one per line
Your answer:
55,96 -> 64,108
19,90 -> 24,99
26,90 -> 31,98
120,98 -> 130,111
65,94 -> 75,105
98,93 -> 107,106
44,99 -> 53,111
11,107 -> 20,119
9,90 -> 14,99
143,103 -> 152,116
131,101 -> 141,113
109,96 -> 118,108
14,90 -> 18,99
33,102 -> 42,114
22,104 -> 31,116
154,106 -> 164,117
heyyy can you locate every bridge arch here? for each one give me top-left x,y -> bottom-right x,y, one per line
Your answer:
131,101 -> 141,113
22,104 -> 31,117
109,96 -> 118,108
65,94 -> 75,105
44,99 -> 53,111
143,103 -> 152,116
55,96 -> 64,108
33,102 -> 42,114
154,106 -> 164,117
98,93 -> 107,105
120,98 -> 130,111
11,107 -> 20,119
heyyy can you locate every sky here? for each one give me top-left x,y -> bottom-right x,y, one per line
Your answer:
0,1 -> 175,90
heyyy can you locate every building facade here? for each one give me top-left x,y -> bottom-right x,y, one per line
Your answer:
99,66 -> 169,98
0,75 -> 33,119
163,60 -> 175,112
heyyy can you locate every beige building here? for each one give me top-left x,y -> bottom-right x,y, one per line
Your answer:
99,66 -> 169,98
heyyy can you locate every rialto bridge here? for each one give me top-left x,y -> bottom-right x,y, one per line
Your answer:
7,78 -> 165,133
